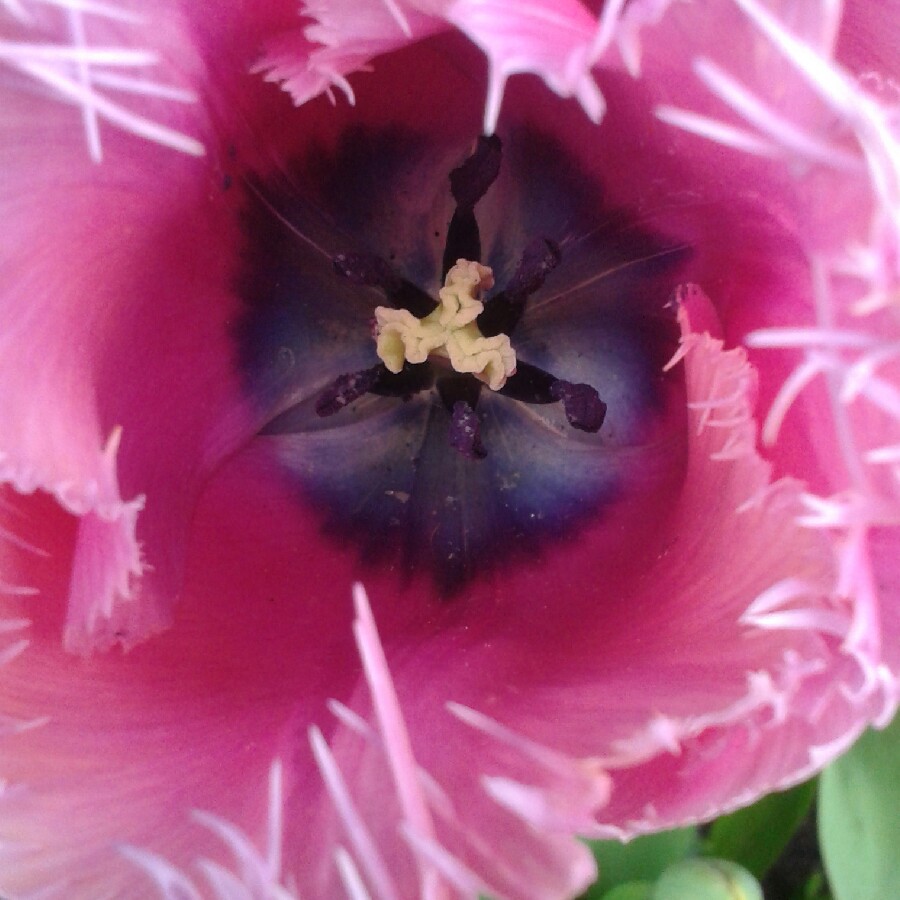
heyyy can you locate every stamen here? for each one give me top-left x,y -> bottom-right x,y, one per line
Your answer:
498,362 -> 557,403
436,373 -> 482,412
449,401 -> 487,460
478,237 -> 561,338
500,364 -> 608,433
506,237 -> 563,297
316,366 -> 382,417
334,253 -> 436,318
369,363 -> 435,399
374,260 -> 516,392
550,380 -> 607,432
315,364 -> 435,419
302,137 -> 607,467
442,135 -> 503,277
449,135 -> 502,211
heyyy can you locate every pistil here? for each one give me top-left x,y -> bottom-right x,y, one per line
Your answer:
374,259 -> 516,391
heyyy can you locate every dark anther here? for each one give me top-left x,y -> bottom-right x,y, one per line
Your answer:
478,237 -> 561,338
317,363 -> 436,416
334,252 -> 436,318
449,401 -> 487,460
549,380 -> 607,433
316,365 -> 383,416
438,375 -> 485,458
500,365 -> 607,434
442,135 -> 503,279
507,237 -> 562,297
449,135 -> 502,211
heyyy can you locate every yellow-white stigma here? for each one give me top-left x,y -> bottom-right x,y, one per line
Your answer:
374,259 -> 516,391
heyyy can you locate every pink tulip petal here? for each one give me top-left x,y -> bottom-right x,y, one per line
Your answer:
296,585 -> 604,899
1,0 -> 898,897
253,2 -> 445,108
304,303 -> 862,868
0,4 -> 261,652
256,0 -> 603,132
0,448 -> 349,895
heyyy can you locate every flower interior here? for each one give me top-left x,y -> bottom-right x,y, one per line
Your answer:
1,2 -> 896,897
236,103 -> 689,595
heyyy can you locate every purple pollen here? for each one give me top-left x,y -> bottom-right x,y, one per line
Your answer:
549,380 -> 607,433
316,366 -> 382,417
449,400 -> 487,459
507,237 -> 562,298
478,237 -> 561,339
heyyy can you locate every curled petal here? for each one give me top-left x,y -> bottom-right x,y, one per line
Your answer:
256,0 -> 603,131
0,2 -> 258,652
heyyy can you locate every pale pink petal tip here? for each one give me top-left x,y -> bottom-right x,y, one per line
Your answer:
657,0 -> 900,515
351,583 -> 438,856
122,759 -> 296,900
1,2 -> 236,655
0,0 -> 204,160
585,303 -> 895,834
638,0 -> 900,728
1,413 -> 155,655
649,0 -> 899,479
61,430 -> 158,656
446,702 -> 612,835
340,582 -> 453,898
255,0 -> 608,132
308,585 -> 603,898
443,0 -> 605,131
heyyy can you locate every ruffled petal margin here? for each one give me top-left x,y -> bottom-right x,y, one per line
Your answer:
0,3 -> 256,653
1,0 -> 898,896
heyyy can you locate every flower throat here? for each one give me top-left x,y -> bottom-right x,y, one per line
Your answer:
240,125 -> 687,593
313,136 -> 607,459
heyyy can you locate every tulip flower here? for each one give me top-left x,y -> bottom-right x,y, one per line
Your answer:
0,0 -> 897,897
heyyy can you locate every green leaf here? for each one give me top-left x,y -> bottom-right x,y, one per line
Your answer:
702,778 -> 816,877
651,859 -> 763,900
819,713 -> 900,900
800,870 -> 832,900
582,827 -> 697,896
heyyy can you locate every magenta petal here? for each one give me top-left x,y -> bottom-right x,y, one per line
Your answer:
254,4 -> 447,108
0,450 -> 349,895
257,0 -> 603,130
313,306 -> 862,863
0,5 -> 262,651
296,586 -> 605,898
591,305 -> 878,829
1,0 -> 899,897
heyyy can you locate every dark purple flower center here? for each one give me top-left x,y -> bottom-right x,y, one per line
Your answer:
235,126 -> 689,594
309,137 -> 608,460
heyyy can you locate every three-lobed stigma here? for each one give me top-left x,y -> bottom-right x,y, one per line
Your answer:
374,259 -> 516,392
